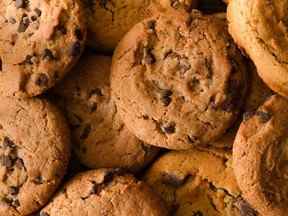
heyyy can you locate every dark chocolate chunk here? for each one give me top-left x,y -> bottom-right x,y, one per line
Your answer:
0,155 -> 13,168
35,73 -> 49,86
146,20 -> 156,31
89,102 -> 97,112
74,28 -> 83,40
56,25 -> 67,34
187,135 -> 200,144
160,90 -> 173,106
193,211 -> 204,216
15,0 -> 26,9
89,88 -> 103,97
3,137 -> 15,148
33,175 -> 43,184
161,122 -> 176,134
144,51 -> 156,65
18,15 -> 30,33
12,199 -> 20,208
70,42 -> 81,56
80,124 -> 91,140
161,172 -> 187,187
34,8 -> 42,17
14,158 -> 24,169
234,198 -> 258,216
30,15 -> 38,22
9,186 -> 19,195
23,55 -> 33,64
42,49 -> 54,60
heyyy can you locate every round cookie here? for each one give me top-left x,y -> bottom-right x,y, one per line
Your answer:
52,54 -> 158,172
228,0 -> 288,98
0,0 -> 86,97
234,95 -> 288,216
111,10 -> 248,150
144,148 -> 258,215
0,96 -> 70,216
40,169 -> 169,216
85,0 -> 198,52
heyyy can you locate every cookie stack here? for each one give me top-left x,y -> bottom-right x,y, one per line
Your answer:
0,0 -> 286,215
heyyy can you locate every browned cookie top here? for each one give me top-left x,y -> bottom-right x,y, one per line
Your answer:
40,169 -> 169,216
52,54 -> 158,172
0,96 -> 70,216
0,0 -> 86,97
234,95 -> 288,216
111,10 -> 247,150
144,148 -> 258,215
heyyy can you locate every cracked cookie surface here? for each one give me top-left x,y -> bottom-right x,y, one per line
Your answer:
40,169 -> 169,216
111,11 -> 248,150
0,96 -> 70,216
228,0 -> 288,97
85,0 -> 198,51
234,95 -> 288,216
0,0 -> 87,97
144,148 -> 258,215
52,54 -> 158,171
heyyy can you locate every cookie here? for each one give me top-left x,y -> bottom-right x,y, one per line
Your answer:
144,148 -> 258,215
111,10 -> 248,150
0,0 -> 86,97
233,95 -> 288,216
0,96 -> 70,216
244,63 -> 274,112
85,0 -> 198,52
227,0 -> 288,97
40,169 -> 169,216
52,54 -> 158,172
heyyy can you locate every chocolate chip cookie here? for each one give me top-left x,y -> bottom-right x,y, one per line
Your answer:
85,0 -> 198,52
228,0 -> 288,97
0,0 -> 86,97
111,10 -> 248,150
52,54 -> 158,172
234,95 -> 288,216
144,148 -> 258,215
40,169 -> 169,216
0,96 -> 70,216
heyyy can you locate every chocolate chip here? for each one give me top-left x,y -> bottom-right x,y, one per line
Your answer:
23,55 -> 33,64
143,115 -> 149,120
80,124 -> 91,139
18,15 -> 30,33
12,199 -> 20,208
56,25 -> 67,34
90,182 -> 101,195
161,122 -> 176,134
42,49 -> 54,60
3,137 -> 15,148
234,198 -> 258,216
243,111 -> 255,121
89,88 -> 103,97
256,111 -> 271,123
0,155 -> 13,168
34,8 -> 42,17
68,113 -> 82,128
0,58 -> 2,71
70,42 -> 81,56
74,28 -> 83,40
193,211 -> 204,216
14,158 -> 24,169
2,197 -> 12,204
9,17 -> 16,24
15,0 -> 26,9
35,73 -> 48,86
33,175 -> 43,184
187,135 -> 200,145
30,15 -> 38,22
89,103 -> 97,112
9,186 -> 19,195
160,89 -> 173,106
161,173 -> 187,187
144,51 -> 156,65
146,20 -> 156,31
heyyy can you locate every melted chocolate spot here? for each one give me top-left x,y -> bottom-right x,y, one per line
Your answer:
9,186 -> 19,195
34,8 -> 42,17
187,135 -> 200,145
42,49 -> 54,60
161,173 -> 188,187
56,25 -> 67,35
160,90 -> 173,106
3,137 -> 15,148
146,20 -> 156,31
18,15 -> 30,33
144,51 -> 156,65
35,73 -> 48,86
33,175 -> 43,184
161,122 -> 176,134
89,88 -> 103,97
80,124 -> 91,140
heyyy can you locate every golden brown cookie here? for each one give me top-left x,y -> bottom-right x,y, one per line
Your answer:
111,10 -> 248,150
52,54 -> 158,172
0,96 -> 70,216
40,169 -> 169,216
234,95 -> 288,216
228,0 -> 288,98
85,0 -> 198,52
0,0 -> 86,97
144,148 -> 258,215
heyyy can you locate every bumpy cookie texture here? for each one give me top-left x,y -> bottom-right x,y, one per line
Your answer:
52,54 -> 158,171
0,96 -> 70,216
144,149 -> 258,215
41,169 -> 169,216
0,0 -> 86,97
234,95 -> 288,216
111,11 -> 247,150
228,0 -> 288,98
244,63 -> 273,112
85,0 -> 198,51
